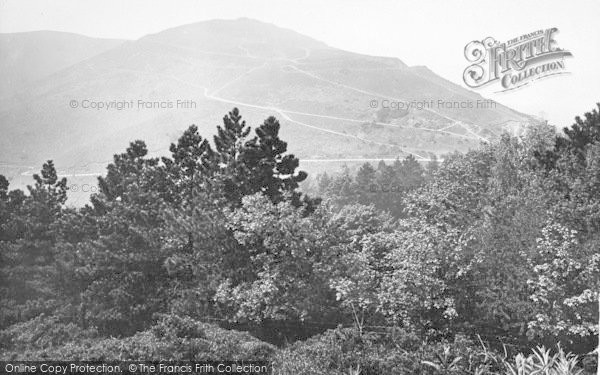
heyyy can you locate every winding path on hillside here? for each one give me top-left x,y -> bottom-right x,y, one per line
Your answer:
284,65 -> 489,142
151,41 -> 487,143
10,45 -> 483,175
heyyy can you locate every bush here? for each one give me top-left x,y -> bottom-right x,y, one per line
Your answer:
0,314 -> 97,352
273,327 -> 497,375
274,327 -> 594,375
1,314 -> 275,361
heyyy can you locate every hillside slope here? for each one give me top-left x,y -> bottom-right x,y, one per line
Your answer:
0,19 -> 538,204
0,31 -> 125,97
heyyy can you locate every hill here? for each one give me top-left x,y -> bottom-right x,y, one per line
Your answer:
0,31 -> 125,97
0,18 -> 538,204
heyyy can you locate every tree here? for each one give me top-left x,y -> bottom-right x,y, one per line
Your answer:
215,194 -> 339,324
241,115 -> 310,207
94,140 -> 166,209
327,204 -> 397,331
210,108 -> 253,204
210,108 -> 317,211
69,142 -> 171,335
378,218 -> 456,330
323,166 -> 356,207
163,124 -> 212,206
398,140 -> 546,337
535,103 -> 600,170
426,154 -> 440,179
162,125 -> 213,253
71,199 -> 169,335
354,162 -> 376,205
528,220 -> 599,344
526,105 -> 600,352
0,161 -> 67,329
316,172 -> 332,194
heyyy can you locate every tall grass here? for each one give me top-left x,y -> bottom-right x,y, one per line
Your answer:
503,346 -> 583,375
421,343 -> 586,375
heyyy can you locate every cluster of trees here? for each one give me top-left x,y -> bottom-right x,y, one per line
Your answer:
308,109 -> 600,350
0,105 -> 598,372
308,154 -> 432,217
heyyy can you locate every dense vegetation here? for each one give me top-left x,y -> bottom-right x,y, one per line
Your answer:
1,105 -> 598,374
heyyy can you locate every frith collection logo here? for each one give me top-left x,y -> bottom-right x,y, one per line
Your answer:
463,28 -> 572,92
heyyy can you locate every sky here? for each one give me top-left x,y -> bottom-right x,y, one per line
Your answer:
1,0 -> 599,127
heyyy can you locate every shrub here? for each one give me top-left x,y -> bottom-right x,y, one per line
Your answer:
0,314 -> 97,352
273,327 -> 495,375
502,346 -> 585,375
0,315 -> 275,361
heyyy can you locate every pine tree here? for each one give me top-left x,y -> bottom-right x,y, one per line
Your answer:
96,140 -> 156,204
535,103 -> 600,169
210,108 -> 253,204
241,115 -> 308,205
210,108 -> 317,210
0,161 -> 67,329
317,172 -> 332,194
163,124 -> 212,206
426,154 -> 440,179
355,162 -> 376,204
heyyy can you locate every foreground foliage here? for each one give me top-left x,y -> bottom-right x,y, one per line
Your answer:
1,105 -> 599,372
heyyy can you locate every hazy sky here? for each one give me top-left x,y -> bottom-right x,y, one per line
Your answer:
1,0 -> 599,127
